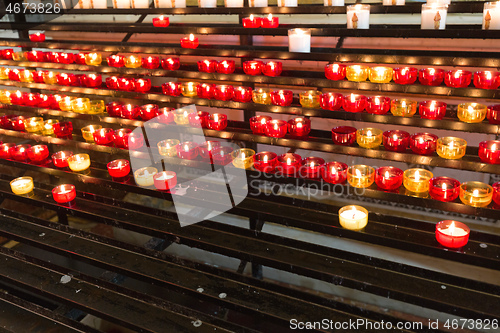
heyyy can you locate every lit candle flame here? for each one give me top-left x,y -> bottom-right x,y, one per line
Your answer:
442,182 -> 447,191
414,170 -> 420,181
355,169 -> 362,177
268,13 -> 273,20
367,130 -> 372,137
393,134 -> 398,140
473,189 -> 479,197
401,100 -> 406,108
189,34 -> 195,41
184,144 -> 189,152
214,114 -> 219,122
263,155 -> 268,163
454,70 -> 461,79
449,221 -> 455,235
486,71 -> 492,80
261,118 -> 267,125
250,14 -> 254,20
159,15 -> 164,20
287,157 -> 292,165
429,68 -> 435,75
467,105 -> 474,113
350,93 -> 356,103
385,170 -> 390,179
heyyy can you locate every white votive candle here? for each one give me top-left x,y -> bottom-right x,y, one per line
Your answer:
113,0 -> 130,8
225,0 -> 243,7
421,4 -> 447,29
324,0 -> 344,6
347,4 -> 370,29
288,28 -> 311,53
10,177 -> 34,196
483,2 -> 500,30
383,0 -> 405,5
92,0 -> 108,8
338,205 -> 368,230
155,0 -> 186,7
131,0 -> 149,7
134,167 -> 158,187
248,0 -> 267,7
199,0 -> 217,7
278,0 -> 297,7
76,0 -> 92,8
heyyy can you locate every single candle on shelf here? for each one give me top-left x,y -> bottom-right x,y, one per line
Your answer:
113,129 -> 132,148
57,52 -> 75,64
243,60 -> 264,75
71,98 -> 91,113
127,132 -> 144,150
24,117 -> 44,133
52,121 -> 73,139
23,93 -> 40,107
197,59 -> 218,73
356,128 -> 383,149
0,67 -> 10,80
252,88 -> 272,104
390,99 -> 417,117
212,146 -> 234,165
89,100 -> 105,114
270,90 -> 293,106
346,65 -> 369,82
85,52 -> 102,66
106,76 -> 120,90
479,140 -> 500,164
253,151 -> 278,173
56,73 -> 77,86
29,32 -> 45,42
288,117 -> 311,137
188,111 -> 209,128
177,141 -> 199,160
214,85 -> 234,101
162,57 -> 180,70
153,171 -> 178,191
135,78 -> 152,93
277,153 -> 302,175
140,56 -> 160,70
242,14 -> 262,28
320,92 -> 343,111
0,115 -> 15,129
107,159 -> 131,179
106,101 -> 123,117
120,104 -> 140,119
382,130 -> 410,152
493,182 -> 500,206
152,15 -> 170,27
52,184 -> 76,204
383,0 -> 404,5
338,205 -> 368,230
0,143 -> 16,159
26,50 -> 45,62
457,102 -> 487,123
27,145 -> 49,163
288,29 -> 311,53
155,0 -> 186,7
19,69 -> 34,82
421,4 -> 447,30
347,4 -> 370,29
321,161 -> 348,184
231,148 -> 255,169
435,220 -> 470,248
265,119 -> 288,138
0,49 -> 13,60
198,141 -> 221,160
277,0 -> 297,7
429,176 -> 461,202
332,126 -> 357,146
162,81 -> 182,96
250,115 -> 272,134
134,167 -> 158,187
8,68 -> 20,81
403,168 -> 433,193
12,51 -> 26,61
124,55 -> 142,68
300,157 -> 325,179
196,83 -> 215,99
419,68 -> 445,86
67,154 -> 91,172
82,74 -> 102,88
107,55 -> 125,67
173,109 -> 191,125
181,82 -> 199,97
393,67 -> 418,85
375,166 -> 404,191
325,63 -> 346,81
365,96 -> 390,115
248,0 -> 267,7
347,165 -> 375,188
51,151 -> 73,168
483,2 -> 500,30
459,181 -> 493,207
207,113 -> 228,131
11,144 -> 31,161
342,93 -> 367,113
58,95 -> 75,111
369,66 -> 393,83
199,0 -> 216,7
11,116 -> 26,131
473,71 -> 500,89
139,104 -> 160,121
299,90 -> 322,108
10,177 -> 34,196
410,132 -> 438,155
419,100 -> 447,120
225,0 -> 244,7
263,61 -> 282,77
217,60 -> 235,74
262,14 -> 279,28
444,70 -> 472,88
93,128 -> 115,146
180,34 -> 199,49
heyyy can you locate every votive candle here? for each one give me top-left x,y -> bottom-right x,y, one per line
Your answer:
457,102 -> 487,123
390,99 -> 417,117
429,176 -> 460,202
10,177 -> 34,196
346,65 -> 369,82
338,205 -> 368,230
134,167 -> 158,187
375,166 -> 403,191
403,168 -> 433,193
459,181 -> 493,207
347,165 -> 375,188
231,148 -> 255,169
356,128 -> 383,148
321,161 -> 348,184
67,153 -> 91,172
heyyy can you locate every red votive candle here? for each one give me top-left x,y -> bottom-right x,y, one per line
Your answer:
366,96 -> 390,115
479,140 -> 500,164
105,55 -> 124,68
242,14 -> 262,28
212,146 -> 234,165
383,130 -> 410,152
11,116 -> 26,131
493,182 -> 500,206
332,126 -> 357,146
214,85 -> 234,101
375,166 -> 403,191
10,91 -> 23,105
141,56 -> 160,69
473,71 -> 500,89
189,111 -> 209,128
253,151 -> 278,173
419,101 -> 447,120
135,78 -> 151,93
321,161 -> 348,184
410,133 -> 438,155
47,52 -> 60,63
161,57 -> 180,70
75,53 -> 86,65
197,59 -> 218,73
52,184 -> 76,204
217,60 -> 235,74
419,68 -> 445,86
117,77 -> 135,91
180,34 -> 199,49
52,121 -> 73,139
207,113 -> 228,131
393,67 -> 418,85
8,69 -> 20,81
250,115 -> 271,134
105,76 -> 119,90
121,104 -> 140,119
26,50 -> 45,62
139,104 -> 160,121
0,115 -> 16,129
243,60 -> 263,75
162,82 -> 182,96
75,74 -> 86,87
11,144 -> 31,161
38,94 -> 55,109
153,171 -> 177,191
435,220 -> 470,249
429,177 -> 460,202
177,141 -> 198,159
58,52 -> 75,64
32,70 -> 45,83
23,93 -> 40,107
158,107 -> 175,124
288,117 -> 311,137
277,153 -> 301,175
107,159 -> 131,178
265,119 -> 288,138
320,92 -> 343,111
270,90 -> 293,106
263,61 -> 282,77
1,49 -> 13,60
198,141 -> 221,160
300,157 -> 325,179
0,143 -> 16,159
127,132 -> 144,150
152,15 -> 170,27
343,93 -> 367,113
29,32 -> 45,42
444,70 -> 472,88
51,151 -> 73,168
487,105 -> 500,125
113,129 -> 132,148
106,101 -> 123,117
233,86 -> 253,102
197,83 -> 215,99
261,14 -> 279,28
93,128 -> 115,145
56,73 -> 77,86
27,145 -> 49,163
325,63 -> 346,81
82,74 -> 102,88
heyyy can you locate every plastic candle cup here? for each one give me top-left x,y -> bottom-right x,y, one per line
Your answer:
10,91 -> 23,105
181,82 -> 199,97
390,99 -> 417,117
57,52 -> 75,64
26,50 -> 45,62
85,53 -> 102,66
332,126 -> 356,146
270,90 -> 293,106
112,129 -> 131,149
299,91 -> 321,108
173,109 -> 191,125
403,168 -> 433,193
212,146 -> 234,165
346,65 -> 369,82
158,107 -> 175,124
23,93 -> 40,107
225,0 -> 244,7
67,154 -> 91,172
0,114 -> 15,129
321,161 -> 348,184
419,68 -> 445,86
121,104 -> 140,119
418,101 -> 447,120
320,92 -> 343,111
325,63 -> 346,81
52,121 -> 73,139
49,184 -> 76,204
0,143 -> 16,159
457,102 -> 487,123
444,70 -> 472,88
233,86 -> 253,103
253,151 -> 278,173
459,181 -> 493,207
347,165 -> 375,188
338,205 -> 368,230
29,32 -> 45,42
288,28 -> 311,53
198,141 -> 221,160
243,61 -> 264,75
56,73 -> 77,86
410,133 -> 438,155
197,59 -> 218,73
161,57 -> 180,71
0,90 -> 11,105
369,66 -> 393,83
162,82 -> 182,96
158,139 -> 181,157
8,68 -> 20,81
89,100 -> 105,114
124,55 -> 142,68
242,14 -> 262,28
177,141 -> 199,160
483,1 -> 500,30
265,119 -> 288,138
135,78 -> 151,93
374,166 -> 403,191
252,89 -> 272,105
116,77 -> 133,91
214,85 -> 234,101
479,140 -> 500,164
83,74 -> 102,88
51,151 -> 73,168
250,115 -> 272,134
24,117 -> 44,133
366,96 -> 390,115
393,67 -> 418,85
11,116 -> 26,131
10,177 -> 34,196
0,67 -> 10,80
134,167 -> 158,187
27,145 -> 49,163
347,4 -> 370,29
127,133 -> 144,150
0,49 -> 13,60
152,15 -> 170,27
421,4 -> 447,30
153,171 -> 177,191
263,61 -> 282,76
11,144 -> 31,161
300,157 -> 325,179
93,128 -> 114,146
139,104 -> 160,121
435,220 -> 470,248
188,111 -> 209,128
107,159 -> 131,179
493,182 -> 500,205
81,125 -> 102,143
288,117 -> 311,137
12,51 -> 26,61
356,128 -> 383,149
19,69 -> 34,82
105,102 -> 122,118
277,153 -> 302,175
382,130 -> 410,152
207,113 -> 228,131
429,177 -> 460,202
342,93 -> 367,113
71,98 -> 91,113
217,60 -> 235,74
107,55 -> 125,67
473,71 -> 500,89
180,34 -> 199,49
58,96 -> 75,111
231,148 -> 255,169
105,76 -> 119,90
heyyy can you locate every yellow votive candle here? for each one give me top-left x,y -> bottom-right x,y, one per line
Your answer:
67,153 -> 91,172
58,96 -> 75,111
19,69 -> 33,83
390,99 -> 417,117
43,71 -> 58,84
457,102 -> 487,123
459,181 -> 493,207
24,117 -> 44,133
338,205 -> 368,230
356,128 -> 383,149
369,66 -> 394,83
436,137 -> 467,159
124,55 -> 142,68
81,125 -> 102,142
347,165 -> 375,188
12,51 -> 26,61
299,90 -> 322,108
181,82 -> 199,97
10,176 -> 34,196
85,52 -> 102,66
42,119 -> 59,135
71,98 -> 91,113
403,168 -> 433,193
0,90 -> 11,104
134,167 -> 158,186
173,109 -> 191,125
89,100 -> 105,114
0,67 -> 10,80
252,88 -> 272,104
158,139 -> 180,157
231,148 -> 255,169
346,65 -> 369,82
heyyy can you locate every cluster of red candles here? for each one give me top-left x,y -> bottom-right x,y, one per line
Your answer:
243,60 -> 282,76
325,64 -> 500,90
105,76 -> 151,93
0,143 -> 50,164
89,127 -> 144,149
242,14 -> 279,28
249,115 -> 311,138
